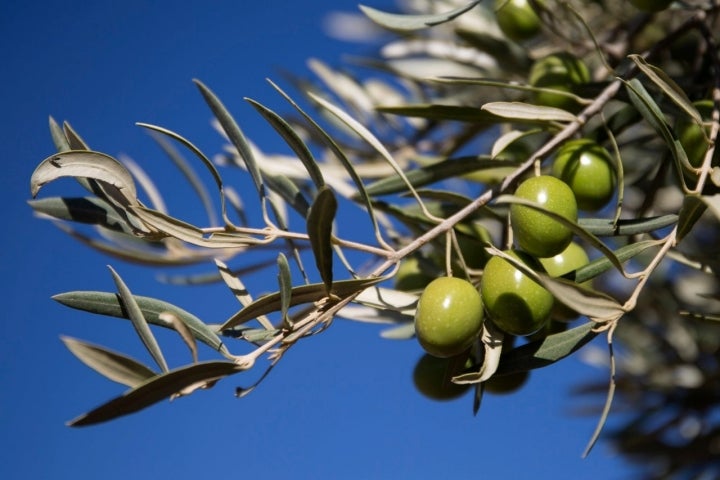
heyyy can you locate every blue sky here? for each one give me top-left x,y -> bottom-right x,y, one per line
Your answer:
2,1 -> 639,478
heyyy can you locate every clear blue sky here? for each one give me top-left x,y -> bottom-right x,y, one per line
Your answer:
2,1 -> 639,478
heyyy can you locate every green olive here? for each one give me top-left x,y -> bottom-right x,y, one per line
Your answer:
529,52 -> 590,111
628,0 -> 673,12
676,99 -> 714,169
510,175 -> 578,258
395,257 -> 434,292
552,139 -> 615,211
480,250 -> 554,336
412,353 -> 471,401
495,0 -> 541,43
539,241 -> 591,321
414,277 -> 484,358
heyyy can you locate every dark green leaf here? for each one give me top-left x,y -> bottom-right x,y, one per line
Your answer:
307,187 -> 337,293
359,1 -> 479,31
361,156 -> 515,197
52,291 -> 228,353
245,98 -> 325,190
194,79 -> 266,202
268,79 -> 387,247
677,195 -> 706,242
67,361 -> 242,426
623,78 -> 694,184
376,104 -> 503,123
573,240 -> 661,284
264,174 -> 311,217
495,322 -> 598,375
578,214 -> 678,236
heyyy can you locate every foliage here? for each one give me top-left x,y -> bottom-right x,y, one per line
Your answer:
28,0 -> 720,477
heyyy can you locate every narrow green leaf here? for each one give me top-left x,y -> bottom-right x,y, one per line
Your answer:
61,336 -> 157,387
376,104 -> 503,123
481,101 -> 578,123
30,151 -> 138,204
67,361 -> 242,426
137,123 -> 224,227
108,266 -> 169,373
277,253 -> 292,324
194,79 -> 266,204
578,214 -> 678,236
245,98 -> 325,190
63,121 -> 90,150
52,291 -> 228,354
129,206 -> 263,248
264,174 -> 311,217
28,196 -> 129,232
359,1 -> 479,31
215,259 -> 275,330
629,54 -> 702,125
623,78 -> 694,183
361,156 -> 516,197
267,79 -> 387,249
495,322 -> 598,375
49,116 -> 71,152
573,240 -> 662,284
677,195 -> 707,242
158,312 -> 199,364
307,187 -> 337,293
220,277 -> 385,331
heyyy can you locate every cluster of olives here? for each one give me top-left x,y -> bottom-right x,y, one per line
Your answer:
407,137 -> 616,399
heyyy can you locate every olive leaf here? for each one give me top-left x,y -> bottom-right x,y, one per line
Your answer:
220,277 -> 386,331
578,214 -> 678,236
67,361 -> 244,427
245,97 -> 326,190
361,156 -> 516,197
30,150 -> 138,206
137,122 -> 227,227
108,266 -> 169,373
268,79 -> 389,249
277,252 -> 293,325
488,247 -> 624,323
307,187 -> 337,293
481,101 -> 578,123
494,322 -> 598,375
359,1 -> 480,31
61,336 -> 157,387
628,54 -> 702,126
52,291 -> 228,354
